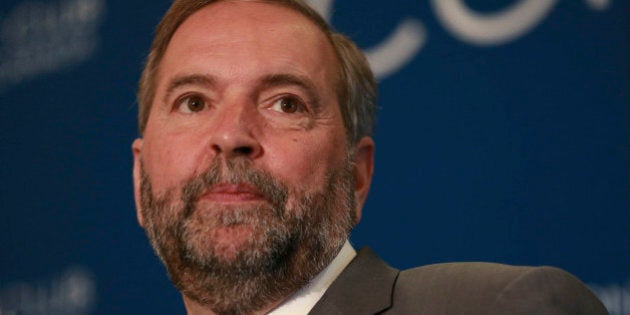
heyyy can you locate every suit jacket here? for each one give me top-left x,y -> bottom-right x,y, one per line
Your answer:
309,247 -> 608,315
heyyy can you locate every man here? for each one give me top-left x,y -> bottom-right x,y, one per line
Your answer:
131,0 -> 608,314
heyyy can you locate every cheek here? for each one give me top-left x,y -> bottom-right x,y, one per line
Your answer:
142,133 -> 206,192
263,131 -> 347,192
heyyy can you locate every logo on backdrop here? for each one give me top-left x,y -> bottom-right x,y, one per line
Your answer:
589,282 -> 630,315
0,266 -> 96,315
305,0 -> 611,79
431,0 -> 610,45
0,0 -> 612,88
0,0 -> 106,90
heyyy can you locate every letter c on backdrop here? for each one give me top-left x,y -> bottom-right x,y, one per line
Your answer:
431,0 -> 558,46
305,0 -> 426,79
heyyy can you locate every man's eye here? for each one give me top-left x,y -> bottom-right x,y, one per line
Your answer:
176,95 -> 206,113
269,96 -> 305,114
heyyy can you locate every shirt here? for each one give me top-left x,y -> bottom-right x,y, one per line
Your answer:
267,240 -> 356,315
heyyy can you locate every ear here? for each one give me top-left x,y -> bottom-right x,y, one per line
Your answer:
132,138 -> 145,227
352,136 -> 375,224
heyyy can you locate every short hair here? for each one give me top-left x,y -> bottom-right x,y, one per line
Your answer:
137,0 -> 376,146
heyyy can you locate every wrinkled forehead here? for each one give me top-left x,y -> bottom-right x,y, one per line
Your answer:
175,1 -> 332,54
157,0 -> 342,98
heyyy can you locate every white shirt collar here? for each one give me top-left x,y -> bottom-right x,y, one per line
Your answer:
267,240 -> 356,315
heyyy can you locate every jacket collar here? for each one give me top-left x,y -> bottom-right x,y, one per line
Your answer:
308,247 -> 400,314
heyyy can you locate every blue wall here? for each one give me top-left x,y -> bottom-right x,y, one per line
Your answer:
1,0 -> 628,314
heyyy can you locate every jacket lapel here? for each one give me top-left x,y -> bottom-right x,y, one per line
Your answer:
309,247 -> 399,315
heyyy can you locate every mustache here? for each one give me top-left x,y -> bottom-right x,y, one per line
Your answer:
180,157 -> 289,217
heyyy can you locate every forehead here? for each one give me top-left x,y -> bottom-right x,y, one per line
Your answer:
178,1 -> 325,40
157,1 -> 339,88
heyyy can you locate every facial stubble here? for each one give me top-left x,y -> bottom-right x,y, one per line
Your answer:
139,157 -> 356,315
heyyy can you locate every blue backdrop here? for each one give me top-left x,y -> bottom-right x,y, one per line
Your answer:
1,0 -> 628,314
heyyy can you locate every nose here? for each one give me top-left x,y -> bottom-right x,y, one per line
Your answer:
207,101 -> 262,159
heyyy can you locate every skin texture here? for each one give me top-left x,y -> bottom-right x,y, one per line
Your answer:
132,1 -> 374,314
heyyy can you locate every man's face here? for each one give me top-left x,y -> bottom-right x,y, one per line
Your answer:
132,1 -> 373,313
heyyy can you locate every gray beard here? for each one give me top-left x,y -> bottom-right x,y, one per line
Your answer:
139,157 -> 356,315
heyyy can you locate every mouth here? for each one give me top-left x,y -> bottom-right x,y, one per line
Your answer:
200,183 -> 266,204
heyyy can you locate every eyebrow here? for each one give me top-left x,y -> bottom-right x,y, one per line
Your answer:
163,74 -> 217,106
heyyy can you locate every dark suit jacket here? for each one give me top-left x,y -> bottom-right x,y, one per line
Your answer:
309,247 -> 608,315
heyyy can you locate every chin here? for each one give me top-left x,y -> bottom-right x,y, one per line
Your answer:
201,225 -> 258,261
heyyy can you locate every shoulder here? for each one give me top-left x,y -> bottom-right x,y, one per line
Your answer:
388,262 -> 608,314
